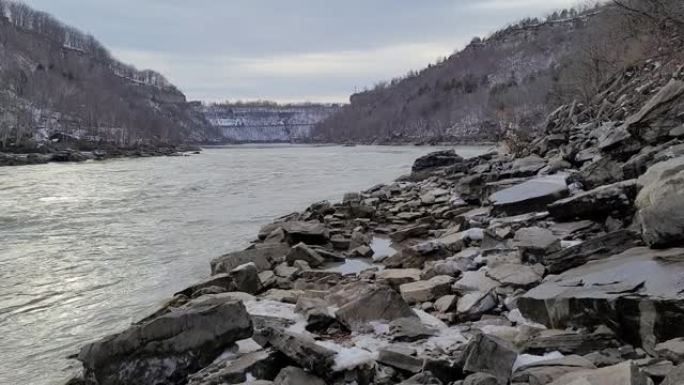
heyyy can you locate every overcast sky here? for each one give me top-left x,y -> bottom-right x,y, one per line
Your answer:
22,0 -> 580,103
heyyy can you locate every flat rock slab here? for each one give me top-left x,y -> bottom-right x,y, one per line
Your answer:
400,275 -> 455,304
519,247 -> 684,348
548,179 -> 637,221
486,263 -> 543,288
377,268 -> 422,288
543,229 -> 642,274
489,174 -> 569,216
547,361 -> 650,385
335,285 -> 417,331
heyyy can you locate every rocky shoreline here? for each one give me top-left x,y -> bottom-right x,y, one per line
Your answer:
66,60 -> 684,385
0,144 -> 202,167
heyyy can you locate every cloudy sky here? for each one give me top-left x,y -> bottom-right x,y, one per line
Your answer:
23,0 -> 580,103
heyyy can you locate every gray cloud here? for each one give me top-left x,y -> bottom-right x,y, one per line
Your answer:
21,0 -> 580,102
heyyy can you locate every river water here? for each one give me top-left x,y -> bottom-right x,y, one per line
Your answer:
0,144 -> 489,385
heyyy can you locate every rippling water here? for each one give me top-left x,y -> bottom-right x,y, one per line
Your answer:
0,144 -> 488,385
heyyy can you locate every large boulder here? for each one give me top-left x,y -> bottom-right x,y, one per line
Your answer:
635,156 -> 684,247
489,175 -> 569,216
519,247 -> 684,350
412,150 -> 464,172
548,179 -> 638,221
78,299 -> 253,385
625,79 -> 684,144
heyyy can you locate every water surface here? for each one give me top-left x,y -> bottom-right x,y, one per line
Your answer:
0,144 -> 489,384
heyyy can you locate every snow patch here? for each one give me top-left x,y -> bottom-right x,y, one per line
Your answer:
513,351 -> 564,372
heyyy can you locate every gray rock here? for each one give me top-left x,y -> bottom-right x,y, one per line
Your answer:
463,373 -> 499,385
434,295 -> 458,313
231,263 -> 264,294
349,245 -> 374,258
523,328 -> 620,355
662,363 -> 684,385
187,349 -> 282,385
398,371 -> 444,385
413,150 -> 464,172
453,271 -> 500,294
548,180 -> 638,221
377,268 -> 422,288
625,79 -> 684,144
463,333 -> 517,384
542,229 -> 643,274
273,366 -> 326,385
486,263 -> 543,288
286,243 -> 325,268
175,273 -> 236,297
655,338 -> 684,365
330,235 -> 350,250
519,247 -> 684,349
279,221 -> 330,245
389,224 -> 431,242
635,156 -> 684,247
335,286 -> 417,332
377,346 -> 424,373
576,156 -> 625,190
389,317 -> 437,342
295,296 -> 336,332
547,361 -> 650,385
78,299 -> 253,385
512,355 -> 596,385
513,227 -> 561,261
211,244 -> 289,274
489,175 -> 569,216
400,275 -> 455,304
263,329 -> 336,378
457,291 -> 497,321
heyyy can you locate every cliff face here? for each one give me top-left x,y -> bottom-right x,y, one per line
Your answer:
0,1 -> 214,150
204,104 -> 340,142
313,10 -> 600,144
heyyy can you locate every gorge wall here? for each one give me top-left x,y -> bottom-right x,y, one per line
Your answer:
203,103 -> 341,142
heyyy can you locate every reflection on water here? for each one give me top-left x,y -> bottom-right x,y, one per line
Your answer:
0,144 -> 488,385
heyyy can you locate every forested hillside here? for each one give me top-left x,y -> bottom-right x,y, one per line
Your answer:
314,0 -> 684,144
0,0 -> 215,151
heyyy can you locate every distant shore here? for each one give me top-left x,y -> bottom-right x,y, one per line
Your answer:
0,144 -> 202,167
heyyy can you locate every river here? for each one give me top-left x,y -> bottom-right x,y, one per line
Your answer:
0,144 -> 489,384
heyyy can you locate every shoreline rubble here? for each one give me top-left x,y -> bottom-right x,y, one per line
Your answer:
68,60 -> 684,385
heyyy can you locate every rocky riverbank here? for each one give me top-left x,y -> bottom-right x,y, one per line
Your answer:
66,60 -> 684,385
0,144 -> 202,167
